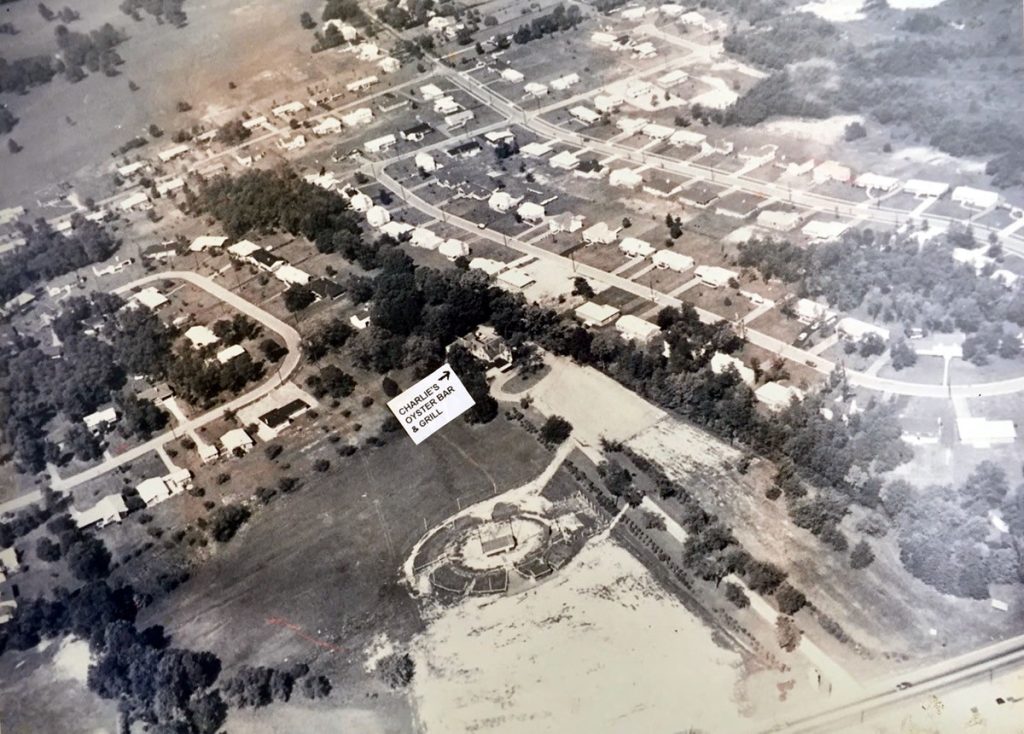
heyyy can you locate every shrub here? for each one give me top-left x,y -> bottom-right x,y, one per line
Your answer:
723,582 -> 749,609
849,540 -> 875,569
209,504 -> 251,543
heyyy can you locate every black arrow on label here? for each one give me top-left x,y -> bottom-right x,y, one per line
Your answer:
438,370 -> 451,381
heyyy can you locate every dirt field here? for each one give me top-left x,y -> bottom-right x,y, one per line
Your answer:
409,534 -> 748,734
129,414 -> 553,731
1,0 -> 325,206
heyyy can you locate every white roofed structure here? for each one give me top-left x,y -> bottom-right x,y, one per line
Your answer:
582,222 -> 618,245
185,325 -> 220,348
72,495 -> 129,529
216,344 -> 246,364
615,315 -> 660,343
695,265 -> 737,288
957,417 -> 1016,448
275,264 -> 311,286
497,269 -> 535,290
802,220 -> 849,241
134,287 -> 168,311
755,383 -> 805,412
854,173 -> 899,192
575,301 -> 621,327
190,235 -> 228,252
904,179 -> 949,198
757,210 -> 801,232
952,186 -> 999,210
619,237 -> 655,258
711,352 -> 756,386
652,250 -> 694,272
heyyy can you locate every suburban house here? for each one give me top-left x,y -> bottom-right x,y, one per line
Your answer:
72,494 -> 129,529
757,209 -> 801,232
378,57 -> 401,74
346,75 -> 379,93
448,140 -> 482,159
433,96 -> 461,115
616,117 -> 650,136
575,301 -> 621,327
669,129 -> 707,149
366,205 -> 391,228
414,152 -> 437,173
133,287 -> 169,311
489,191 -> 523,213
189,235 -> 228,252
271,101 -> 305,118
216,344 -> 247,364
956,417 -> 1017,448
445,110 -> 475,129
439,239 -> 470,260
812,161 -> 852,185
380,221 -> 414,239
185,325 -> 220,349
84,407 -> 118,434
136,468 -> 192,507
248,248 -> 286,272
119,192 -> 152,212
449,325 -> 512,368
793,298 -> 835,325
517,202 -> 546,223
308,278 -> 344,302
619,237 -> 655,258
658,68 -> 689,86
615,315 -> 660,343
227,239 -> 261,260
157,144 -> 190,163
497,269 -> 535,290
501,68 -> 525,83
484,129 -> 516,146
469,258 -> 506,276
220,428 -> 255,456
401,122 -> 434,142
548,212 -> 585,234
142,242 -> 179,261
594,93 -> 624,112
278,135 -> 307,151
837,317 -> 890,341
257,398 -> 311,439
570,106 -> 601,125
711,352 -> 756,386
312,117 -> 343,136
695,265 -> 737,288
524,82 -> 549,98
643,175 -> 685,198
364,134 -> 397,154
549,150 -> 580,170
716,192 -> 765,220
582,222 -> 619,245
348,192 -> 373,213
410,227 -> 443,250
679,182 -> 723,208
420,83 -> 445,100
342,108 -> 374,127
755,383 -> 805,412
854,172 -> 899,192
904,179 -> 949,198
550,73 -> 580,91
609,168 -> 643,190
952,186 -> 999,210
521,141 -> 553,157
652,250 -> 694,272
274,264 -> 311,286
642,123 -> 674,141
802,220 -> 849,242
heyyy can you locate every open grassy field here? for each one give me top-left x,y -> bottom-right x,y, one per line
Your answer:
128,413 -> 553,729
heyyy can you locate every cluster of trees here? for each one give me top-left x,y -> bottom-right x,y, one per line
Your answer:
722,12 -> 1024,181
118,0 -> 188,27
723,13 -> 839,69
211,314 -> 261,345
215,119 -> 251,145
0,217 -> 119,302
511,3 -> 583,45
55,22 -> 127,79
885,462 -> 1023,598
738,228 -> 1024,341
375,0 -> 435,30
190,168 -> 363,245
166,352 -> 264,407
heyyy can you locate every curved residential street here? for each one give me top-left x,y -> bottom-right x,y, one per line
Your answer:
2,271 -> 302,513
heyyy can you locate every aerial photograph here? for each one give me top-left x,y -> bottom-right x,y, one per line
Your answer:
0,0 -> 1022,731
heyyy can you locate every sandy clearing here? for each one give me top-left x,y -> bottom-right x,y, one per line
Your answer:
522,357 -> 666,448
408,535 -> 747,734
52,637 -> 92,683
763,115 -> 865,145
797,0 -> 866,22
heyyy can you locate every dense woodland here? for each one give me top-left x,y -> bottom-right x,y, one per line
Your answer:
720,3 -> 1024,184
0,217 -> 119,303
0,292 -> 265,472
738,227 -> 1024,363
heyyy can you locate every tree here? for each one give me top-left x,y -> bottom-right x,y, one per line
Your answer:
844,121 -> 867,141
7,138 -> 22,154
378,652 -> 414,689
208,504 -> 251,542
284,285 -> 316,312
571,277 -> 594,299
775,583 -> 807,615
299,11 -> 316,29
776,615 -> 801,652
301,675 -> 332,699
36,536 -> 62,562
889,337 -> 917,370
723,582 -> 749,608
382,376 -> 400,397
66,535 -> 112,581
849,540 -> 875,569
539,415 -> 572,445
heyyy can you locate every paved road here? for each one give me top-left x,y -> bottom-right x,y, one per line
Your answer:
362,56 -> 1024,399
1,271 -> 301,515
760,634 -> 1024,733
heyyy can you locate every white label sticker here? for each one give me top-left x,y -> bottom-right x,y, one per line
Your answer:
387,363 -> 476,444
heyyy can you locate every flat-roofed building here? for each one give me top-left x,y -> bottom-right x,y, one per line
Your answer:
575,301 -> 621,327
952,186 -> 999,210
904,178 -> 949,198
615,314 -> 660,343
711,352 -> 756,386
755,383 -> 805,412
695,265 -> 737,288
497,269 -> 535,290
652,249 -> 694,272
802,220 -> 849,241
757,209 -> 801,232
619,237 -> 655,258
